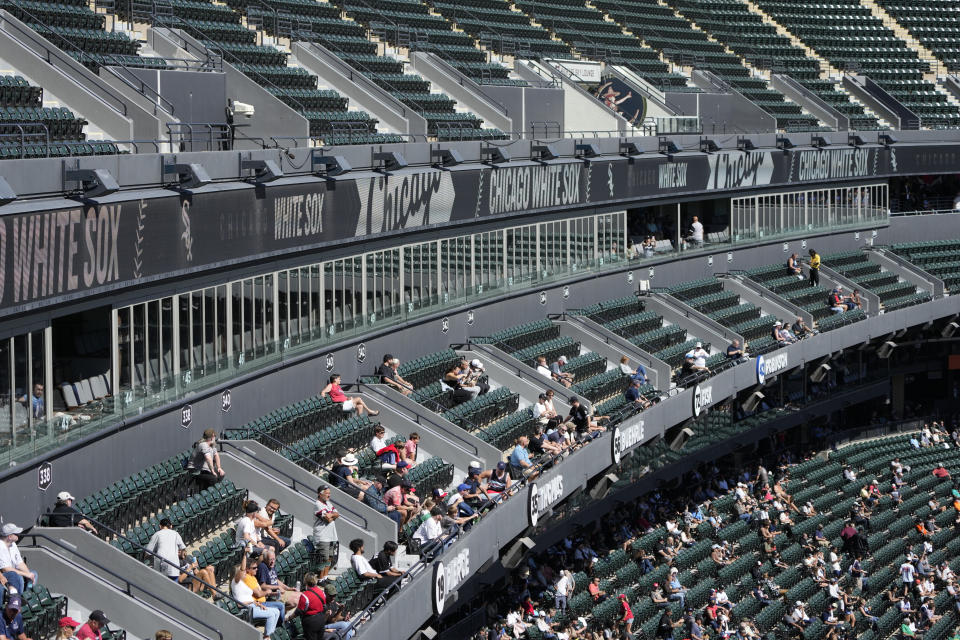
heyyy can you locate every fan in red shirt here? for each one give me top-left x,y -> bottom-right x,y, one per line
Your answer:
933,463 -> 951,479
619,594 -> 634,636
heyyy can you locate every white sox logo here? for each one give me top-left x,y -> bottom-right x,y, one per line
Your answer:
562,286 -> 570,299
357,343 -> 366,363
539,291 -> 547,305
466,310 -> 475,326
441,317 -> 450,334
325,353 -> 334,371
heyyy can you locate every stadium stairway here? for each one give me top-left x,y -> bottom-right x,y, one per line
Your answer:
21,527 -> 226,640
749,0 -> 960,126
887,239 -> 960,294
820,250 -> 933,312
523,423 -> 960,639
669,0 -> 884,129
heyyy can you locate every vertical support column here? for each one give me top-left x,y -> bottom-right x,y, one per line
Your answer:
43,326 -> 52,423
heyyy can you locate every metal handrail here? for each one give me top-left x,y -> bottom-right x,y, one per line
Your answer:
21,531 -> 228,640
219,423 -> 393,512
48,512 -> 244,609
0,8 -> 129,117
218,439 -> 375,530
2,1 -> 176,117
341,446 -> 563,638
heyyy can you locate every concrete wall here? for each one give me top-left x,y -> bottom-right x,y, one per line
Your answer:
121,68 -> 227,126
481,85 -> 564,135
410,52 -> 513,133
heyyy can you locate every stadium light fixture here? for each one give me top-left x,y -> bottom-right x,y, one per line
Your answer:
658,137 -> 680,156
742,390 -> 765,413
809,362 -> 831,383
736,137 -> 756,152
878,133 -> 897,147
699,137 -> 720,153
0,176 -> 16,205
311,152 -> 351,178
531,144 -> 558,162
942,321 -> 959,338
241,159 -> 283,183
776,136 -> 795,152
162,162 -> 210,190
66,168 -> 119,198
373,151 -> 408,172
619,141 -> 642,158
848,134 -> 866,147
430,148 -> 464,168
575,143 -> 601,159
810,135 -> 829,148
877,340 -> 897,359
481,145 -> 511,165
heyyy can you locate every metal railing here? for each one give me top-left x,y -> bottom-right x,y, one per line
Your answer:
21,531 -> 230,640
1,1 -> 176,117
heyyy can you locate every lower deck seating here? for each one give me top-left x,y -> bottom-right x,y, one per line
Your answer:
823,250 -> 930,311
890,240 -> 960,293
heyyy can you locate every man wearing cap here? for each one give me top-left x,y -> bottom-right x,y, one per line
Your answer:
0,524 -> 35,595
76,610 -> 109,640
384,478 -> 418,525
625,379 -> 651,410
376,354 -> 414,396
464,463 -> 495,509
48,492 -> 97,534
310,486 -> 339,581
482,461 -> 512,497
330,453 -> 372,501
933,462 -> 951,479
549,356 -> 574,388
0,594 -> 29,640
235,502 -> 263,551
364,476 -> 403,528
146,518 -> 186,581
413,506 -> 445,557
828,288 -> 845,314
465,360 -> 490,396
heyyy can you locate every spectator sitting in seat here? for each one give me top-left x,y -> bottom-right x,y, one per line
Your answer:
787,252 -> 804,279
254,499 -> 290,552
642,235 -> 656,258
256,547 -> 300,610
550,356 -> 575,388
619,356 -> 634,376
58,616 -> 82,640
828,289 -> 845,315
567,396 -> 606,440
792,316 -> 813,339
371,425 -> 402,469
146,518 -> 186,583
844,288 -> 863,311
321,584 -> 354,640
232,550 -> 284,640
1,594 -> 30,640
349,539 -> 393,590
631,363 -> 648,386
684,343 -> 710,375
321,374 -> 378,416
376,354 -> 413,396
369,540 -> 404,579
309,485 -> 338,581
726,340 -> 744,360
443,361 -> 479,404
186,428 -> 225,491
510,436 -> 538,479
413,506 -> 446,557
480,461 -> 513,497
178,553 -> 218,597
401,432 -> 419,467
0,523 -> 35,596
365,475 -> 403,528
777,322 -> 797,344
48,491 -> 98,535
534,393 -> 561,431
236,501 -> 264,553
384,479 -> 419,525
331,453 -> 373,501
535,356 -> 553,380
466,360 -> 490,396
625,379 -> 651,410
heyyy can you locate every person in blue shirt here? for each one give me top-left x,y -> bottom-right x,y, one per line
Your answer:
509,436 -> 534,477
625,380 -> 651,409
1,594 -> 29,640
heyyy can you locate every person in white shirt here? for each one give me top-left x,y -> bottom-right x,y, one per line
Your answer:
901,561 -> 917,596
536,356 -> 552,379
689,216 -> 704,247
146,518 -> 186,579
413,507 -> 445,556
0,523 -> 36,593
236,501 -> 263,550
348,538 -> 391,589
619,356 -> 634,376
310,486 -> 339,580
554,570 -> 574,615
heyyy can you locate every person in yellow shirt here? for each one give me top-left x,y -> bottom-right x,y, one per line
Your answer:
807,249 -> 821,287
